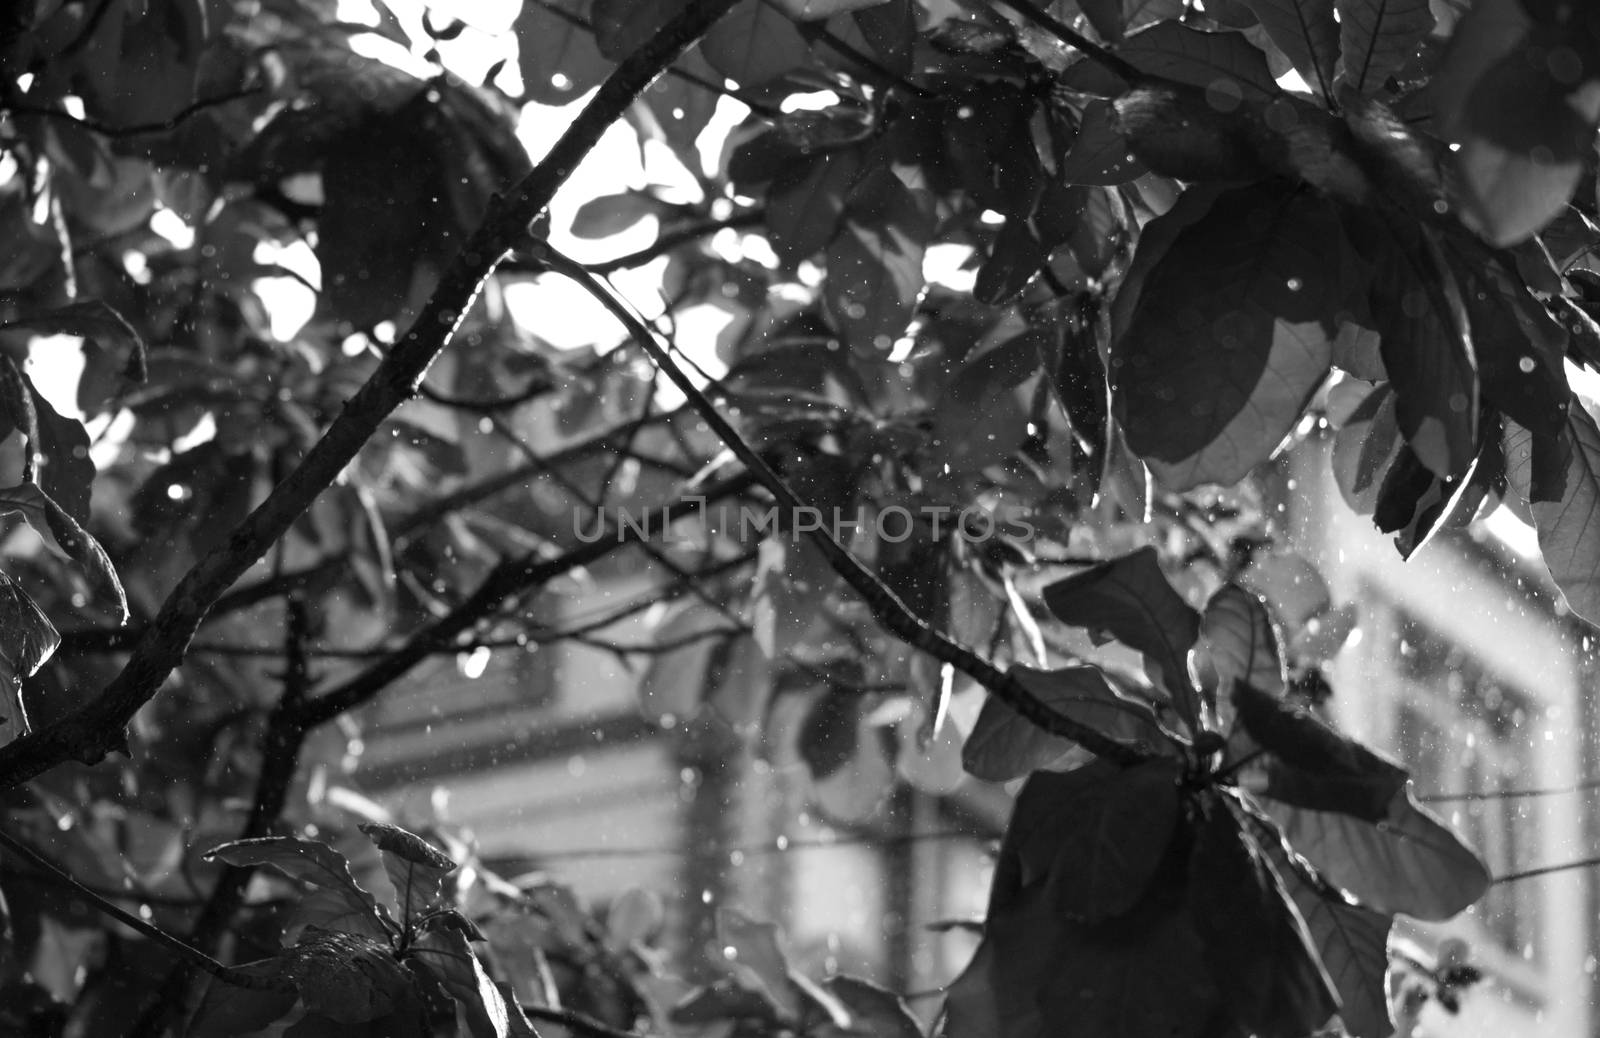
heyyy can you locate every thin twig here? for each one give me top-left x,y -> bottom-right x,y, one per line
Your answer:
0,827 -> 293,992
4,88 -> 264,137
1494,856 -> 1600,885
530,245 -> 1146,765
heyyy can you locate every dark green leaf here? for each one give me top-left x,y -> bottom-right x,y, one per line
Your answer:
798,684 -> 861,780
1358,221 -> 1477,478
766,148 -> 863,265
1059,22 -> 1282,101
1080,0 -> 1127,41
359,822 -> 456,928
941,83 -> 1043,219
591,0 -> 690,59
205,837 -> 392,942
1259,789 -> 1491,920
701,0 -> 811,84
1112,182 -> 1343,489
974,220 -> 1046,305
284,927 -> 413,1024
1335,0 -> 1433,95
853,0 -> 914,74
1504,404 -> 1600,624
1438,238 -> 1568,437
1012,760 -> 1183,921
513,0 -> 613,104
826,976 -> 920,1038
408,927 -> 514,1038
1188,794 -> 1338,1038
823,170 -> 931,353
0,483 -> 126,622
1235,682 -> 1409,819
1055,100 -> 1146,185
1109,183 -> 1226,345
1241,0 -> 1338,96
962,665 -> 1176,781
1042,547 -> 1201,728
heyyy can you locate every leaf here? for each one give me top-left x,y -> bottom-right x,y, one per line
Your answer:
973,220 -> 1047,305
607,888 -> 665,947
826,976 -> 920,1038
1187,794 -> 1338,1038
568,192 -> 661,239
3,301 -> 146,384
853,0 -> 914,73
1241,0 -> 1338,97
961,665 -> 1175,782
1055,100 -> 1147,185
283,927 -> 413,1024
591,0 -> 690,60
26,377 -> 94,525
1335,0 -> 1432,95
1012,760 -> 1183,921
1331,382 -> 1402,515
1437,237 -> 1568,438
1504,404 -> 1600,624
205,837 -> 392,943
766,147 -> 863,265
1199,585 -> 1285,706
1041,547 -> 1201,729
409,927 -> 513,1038
359,823 -> 456,929
0,571 -> 59,743
1059,22 -> 1282,101
1234,682 -> 1408,820
823,170 -> 931,354
701,0 -> 812,84
1259,839 -> 1394,1038
188,959 -> 298,1038
797,684 -> 861,780
1111,181 -> 1343,490
716,908 -> 797,1017
1259,789 -> 1491,920
1358,220 -> 1477,478
638,601 -> 731,721
772,0 -> 891,17
0,483 -> 127,622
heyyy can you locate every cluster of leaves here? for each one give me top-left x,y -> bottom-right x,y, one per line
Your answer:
945,549 -> 1489,1038
0,0 -> 1578,1035
181,815 -> 922,1038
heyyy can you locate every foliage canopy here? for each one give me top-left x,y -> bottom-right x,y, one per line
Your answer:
1,0 -> 1597,1035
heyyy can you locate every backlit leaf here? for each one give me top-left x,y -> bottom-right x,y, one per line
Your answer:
823,170 -> 931,354
1241,0 -> 1338,97
1504,404 -> 1600,624
1331,383 -> 1402,516
1199,584 -> 1284,715
961,665 -> 1176,782
408,927 -> 515,1038
1259,789 -> 1490,920
359,822 -> 456,929
0,571 -> 59,744
569,192 -> 662,239
1041,547 -> 1201,728
1055,100 -> 1147,185
717,908 -> 798,1017
766,147 -> 864,265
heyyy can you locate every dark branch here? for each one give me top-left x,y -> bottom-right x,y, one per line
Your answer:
3,88 -> 264,138
530,245 -> 1145,765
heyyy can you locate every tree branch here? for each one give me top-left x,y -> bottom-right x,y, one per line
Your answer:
989,0 -> 1143,82
0,0 -> 745,790
532,246 -> 1146,766
294,472 -> 755,727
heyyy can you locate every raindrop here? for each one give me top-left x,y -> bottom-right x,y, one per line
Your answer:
1286,277 -> 1302,291
1518,357 -> 1536,373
